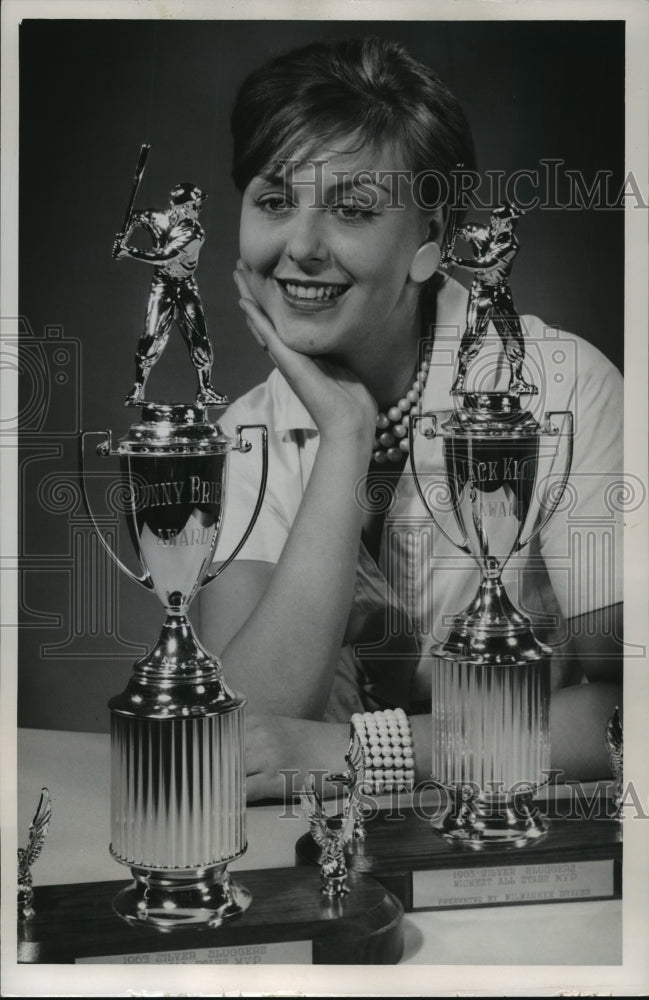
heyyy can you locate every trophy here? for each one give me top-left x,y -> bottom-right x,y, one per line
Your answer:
300,774 -> 356,898
18,788 -> 52,921
299,733 -> 370,896
81,149 -> 268,929
410,204 -> 573,848
605,707 -> 623,819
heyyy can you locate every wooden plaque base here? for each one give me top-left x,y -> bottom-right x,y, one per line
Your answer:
296,797 -> 622,912
18,867 -> 403,965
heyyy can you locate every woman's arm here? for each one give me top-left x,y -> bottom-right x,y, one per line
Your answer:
218,431 -> 371,718
201,274 -> 377,720
237,603 -> 622,801
549,682 -> 621,781
241,671 -> 621,802
549,603 -> 622,780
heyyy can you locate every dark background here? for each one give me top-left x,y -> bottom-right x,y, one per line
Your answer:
18,19 -> 625,731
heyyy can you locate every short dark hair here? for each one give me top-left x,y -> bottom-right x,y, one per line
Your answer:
230,36 -> 476,215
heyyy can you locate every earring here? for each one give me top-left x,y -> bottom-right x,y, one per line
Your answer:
408,241 -> 441,283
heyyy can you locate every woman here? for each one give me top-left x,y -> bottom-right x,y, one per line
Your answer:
201,37 -> 623,801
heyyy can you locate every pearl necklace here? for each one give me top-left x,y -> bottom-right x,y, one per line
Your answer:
372,354 -> 431,464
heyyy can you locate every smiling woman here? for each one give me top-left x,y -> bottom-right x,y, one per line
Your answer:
198,36 -> 623,802
239,147 -> 438,393
231,38 -> 474,399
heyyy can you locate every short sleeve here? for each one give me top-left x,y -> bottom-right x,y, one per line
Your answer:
537,333 -> 623,620
211,384 -> 308,566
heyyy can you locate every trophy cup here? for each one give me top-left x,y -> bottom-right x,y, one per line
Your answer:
409,204 -> 573,848
80,152 -> 268,929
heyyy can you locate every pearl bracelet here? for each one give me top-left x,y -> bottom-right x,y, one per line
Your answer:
350,707 -> 415,793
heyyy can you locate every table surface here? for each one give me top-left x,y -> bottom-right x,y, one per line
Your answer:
17,728 -> 622,966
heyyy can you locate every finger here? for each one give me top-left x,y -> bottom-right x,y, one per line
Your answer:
232,275 -> 308,371
233,267 -> 256,303
245,756 -> 268,777
244,316 -> 278,367
232,272 -> 335,403
244,714 -> 270,775
237,296 -> 280,348
245,774 -> 270,802
232,269 -> 260,316
242,311 -> 266,350
246,771 -> 288,803
232,273 -> 277,349
234,293 -> 302,374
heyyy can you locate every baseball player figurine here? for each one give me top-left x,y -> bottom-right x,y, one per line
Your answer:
112,148 -> 226,407
444,203 -> 536,397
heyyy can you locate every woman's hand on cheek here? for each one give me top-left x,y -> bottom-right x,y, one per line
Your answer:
245,713 -> 349,802
233,267 -> 377,448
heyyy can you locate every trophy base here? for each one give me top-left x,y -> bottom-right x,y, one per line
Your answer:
296,789 -> 622,913
18,868 -> 404,964
432,788 -> 549,850
112,864 -> 251,931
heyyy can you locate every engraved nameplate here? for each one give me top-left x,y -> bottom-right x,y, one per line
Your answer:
77,939 -> 312,964
412,858 -> 615,910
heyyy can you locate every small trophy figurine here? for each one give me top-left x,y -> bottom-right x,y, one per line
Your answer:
18,788 -> 52,920
605,707 -> 623,819
410,203 -> 573,847
301,732 -> 370,895
327,729 -> 368,842
301,773 -> 359,898
80,146 -> 268,930
112,144 -> 227,407
444,203 -> 536,397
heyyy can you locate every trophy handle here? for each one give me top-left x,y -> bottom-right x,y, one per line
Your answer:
408,413 -> 471,555
79,430 -> 154,590
201,423 -> 269,587
517,410 -> 574,551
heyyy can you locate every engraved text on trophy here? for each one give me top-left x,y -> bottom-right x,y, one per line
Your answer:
445,437 -> 539,572
121,453 -> 227,610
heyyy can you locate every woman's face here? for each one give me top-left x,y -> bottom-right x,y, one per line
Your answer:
239,137 -> 440,364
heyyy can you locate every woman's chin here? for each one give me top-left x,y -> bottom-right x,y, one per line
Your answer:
276,330 -> 332,356
264,310 -> 342,356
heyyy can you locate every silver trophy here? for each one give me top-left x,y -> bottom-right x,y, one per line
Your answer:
410,205 -> 573,848
80,153 -> 268,929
